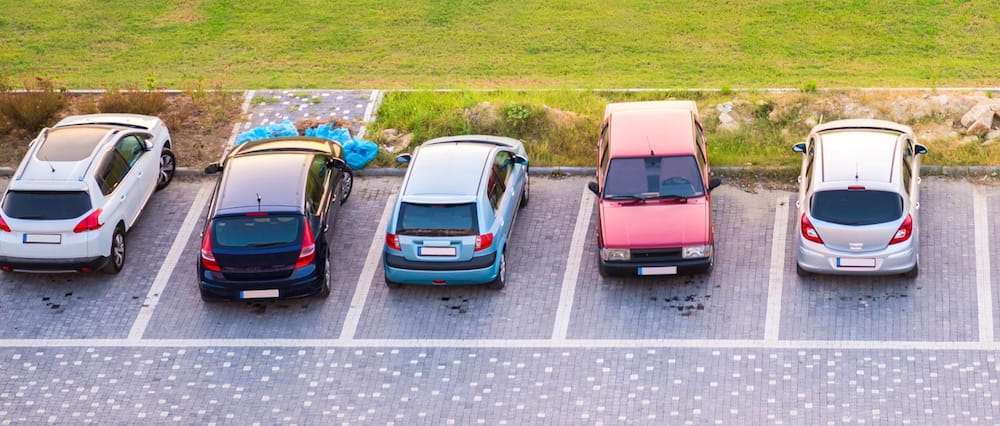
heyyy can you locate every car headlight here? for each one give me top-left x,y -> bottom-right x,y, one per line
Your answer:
600,248 -> 630,261
682,244 -> 713,259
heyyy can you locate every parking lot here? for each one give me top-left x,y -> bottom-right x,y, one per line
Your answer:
3,174 -> 1000,423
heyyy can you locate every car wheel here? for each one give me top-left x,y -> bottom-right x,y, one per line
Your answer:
519,173 -> 529,208
156,149 -> 176,191
385,271 -> 402,289
795,263 -> 810,277
340,169 -> 354,204
903,262 -> 919,279
318,258 -> 331,298
488,251 -> 506,290
103,226 -> 126,274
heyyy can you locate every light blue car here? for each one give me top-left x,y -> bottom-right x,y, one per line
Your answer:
383,135 -> 529,289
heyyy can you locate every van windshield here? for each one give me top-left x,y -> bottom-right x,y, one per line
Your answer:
603,155 -> 704,199
211,214 -> 303,248
2,191 -> 92,220
396,203 -> 478,236
811,190 -> 903,225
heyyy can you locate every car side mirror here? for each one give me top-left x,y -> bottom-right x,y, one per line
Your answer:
513,154 -> 529,165
143,140 -> 154,151
396,153 -> 412,165
587,181 -> 600,196
708,177 -> 722,192
328,157 -> 347,169
914,144 -> 928,155
204,163 -> 223,174
792,143 -> 806,153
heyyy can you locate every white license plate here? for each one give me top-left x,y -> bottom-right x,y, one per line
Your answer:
241,289 -> 280,299
639,266 -> 677,276
837,258 -> 876,267
418,246 -> 456,256
23,234 -> 61,244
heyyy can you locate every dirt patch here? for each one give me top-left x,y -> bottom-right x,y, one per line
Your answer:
0,91 -> 242,169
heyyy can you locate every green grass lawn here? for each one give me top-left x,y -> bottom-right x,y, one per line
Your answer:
1,1 -> 998,89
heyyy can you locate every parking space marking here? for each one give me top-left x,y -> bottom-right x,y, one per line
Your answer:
6,338 -> 1000,351
974,186 -> 994,342
339,194 -> 397,340
126,184 -> 214,340
551,187 -> 595,340
764,196 -> 790,341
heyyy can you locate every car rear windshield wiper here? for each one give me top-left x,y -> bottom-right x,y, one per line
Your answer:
249,241 -> 290,248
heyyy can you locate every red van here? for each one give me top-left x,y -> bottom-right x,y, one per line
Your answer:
588,101 -> 721,277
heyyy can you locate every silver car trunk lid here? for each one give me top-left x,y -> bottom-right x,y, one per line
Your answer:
811,217 -> 901,252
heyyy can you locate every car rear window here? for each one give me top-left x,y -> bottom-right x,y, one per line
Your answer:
2,191 -> 92,220
604,155 -> 705,198
211,214 -> 303,248
397,203 -> 478,236
811,190 -> 903,225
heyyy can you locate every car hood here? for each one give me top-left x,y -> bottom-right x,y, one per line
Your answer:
598,198 -> 710,248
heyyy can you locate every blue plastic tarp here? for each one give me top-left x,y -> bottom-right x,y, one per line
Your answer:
236,122 -> 379,170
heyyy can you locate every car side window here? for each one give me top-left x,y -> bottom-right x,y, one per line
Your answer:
115,135 -> 145,168
305,155 -> 330,214
901,139 -> 914,194
487,165 -> 506,211
599,125 -> 611,175
804,138 -> 816,191
494,151 -> 513,185
95,150 -> 129,195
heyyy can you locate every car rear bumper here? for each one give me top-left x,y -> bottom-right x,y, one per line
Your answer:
796,239 -> 917,275
0,255 -> 110,273
599,256 -> 712,277
383,252 -> 499,285
199,264 -> 325,300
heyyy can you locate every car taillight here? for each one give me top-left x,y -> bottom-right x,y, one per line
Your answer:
475,233 -> 494,251
200,230 -> 221,272
295,221 -> 316,269
385,233 -> 401,251
800,213 -> 824,244
889,214 -> 913,245
0,215 -> 9,232
73,209 -> 103,233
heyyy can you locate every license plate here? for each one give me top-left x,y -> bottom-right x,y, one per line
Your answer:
240,289 -> 280,299
23,234 -> 61,244
837,258 -> 876,267
418,246 -> 456,256
639,266 -> 677,276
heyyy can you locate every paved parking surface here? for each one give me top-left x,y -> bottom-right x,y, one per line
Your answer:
3,175 -> 1000,424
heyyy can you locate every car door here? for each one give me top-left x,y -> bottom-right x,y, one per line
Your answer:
111,134 -> 150,227
93,147 -> 132,231
304,154 -> 334,249
491,150 -> 517,242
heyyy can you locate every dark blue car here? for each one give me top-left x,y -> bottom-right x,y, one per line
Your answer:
197,137 -> 353,301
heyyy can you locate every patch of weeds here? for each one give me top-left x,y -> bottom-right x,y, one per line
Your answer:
800,81 -> 818,93
0,77 -> 68,133
97,88 -> 169,116
719,85 -> 734,96
251,96 -> 280,106
309,97 -> 322,105
291,93 -> 311,99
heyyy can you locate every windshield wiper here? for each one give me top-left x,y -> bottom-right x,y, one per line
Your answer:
249,241 -> 289,248
604,194 -> 644,201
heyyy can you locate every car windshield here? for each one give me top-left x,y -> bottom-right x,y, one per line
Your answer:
603,155 -> 704,199
811,190 -> 903,225
211,214 -> 303,248
396,203 -> 478,236
2,191 -> 92,220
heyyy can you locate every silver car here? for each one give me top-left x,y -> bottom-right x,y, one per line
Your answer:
793,119 -> 927,277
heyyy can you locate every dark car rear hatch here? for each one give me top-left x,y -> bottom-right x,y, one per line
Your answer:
210,214 -> 304,280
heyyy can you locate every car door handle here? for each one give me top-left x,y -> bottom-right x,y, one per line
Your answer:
137,172 -> 143,177
120,195 -> 127,200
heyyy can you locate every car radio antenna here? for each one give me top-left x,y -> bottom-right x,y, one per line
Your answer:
646,136 -> 655,156
256,193 -> 262,212
855,163 -> 859,180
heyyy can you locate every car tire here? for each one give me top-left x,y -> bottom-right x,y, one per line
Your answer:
156,149 -> 176,191
340,169 -> 353,204
903,262 -> 919,279
318,258 -> 331,298
385,271 -> 402,289
519,173 -> 529,208
488,251 -> 506,290
103,225 -> 126,274
795,263 -> 810,277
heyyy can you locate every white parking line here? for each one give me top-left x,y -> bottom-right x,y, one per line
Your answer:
6,337 -> 1000,351
126,184 -> 213,340
551,187 -> 595,340
973,186 -> 994,343
338,194 -> 397,340
764,196 -> 790,341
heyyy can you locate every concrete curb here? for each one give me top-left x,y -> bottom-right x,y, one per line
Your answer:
3,165 -> 999,179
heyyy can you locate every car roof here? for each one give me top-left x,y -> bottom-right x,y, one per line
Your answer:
606,109 -> 698,158
402,142 -> 492,199
215,152 -> 311,215
11,126 -> 121,187
817,129 -> 902,184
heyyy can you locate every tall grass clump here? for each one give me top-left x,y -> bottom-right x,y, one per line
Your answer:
0,77 -> 67,133
97,88 -> 169,116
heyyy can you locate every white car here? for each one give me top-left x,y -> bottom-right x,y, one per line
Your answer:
0,114 -> 176,273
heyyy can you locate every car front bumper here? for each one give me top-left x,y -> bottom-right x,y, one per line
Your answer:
599,256 -> 713,277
